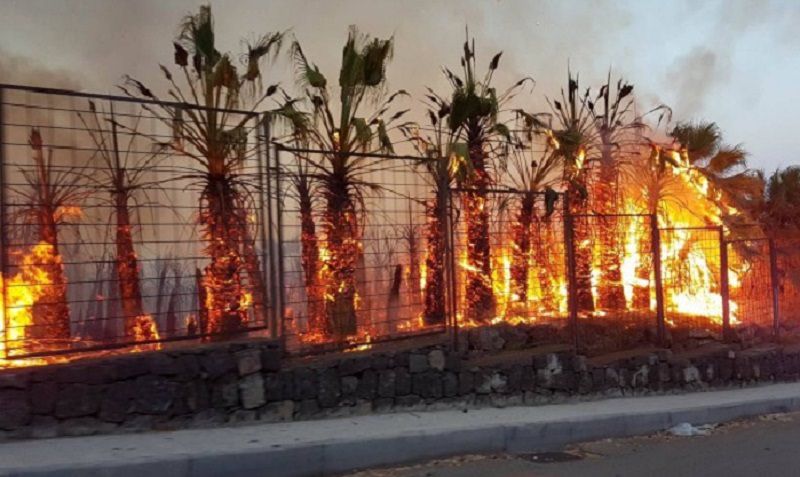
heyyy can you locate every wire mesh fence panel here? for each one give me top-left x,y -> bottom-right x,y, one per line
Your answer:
775,239 -> 800,327
275,147 -> 447,354
0,86 -> 271,360
659,226 -> 724,339
727,239 -> 774,332
450,190 -> 571,350
571,213 -> 657,355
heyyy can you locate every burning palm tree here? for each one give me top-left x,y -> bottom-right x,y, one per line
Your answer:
272,98 -> 327,336
293,154 -> 325,335
669,121 -> 763,233
290,27 -> 408,341
760,167 -> 800,235
547,71 -> 596,312
503,114 -> 561,309
12,130 -> 86,341
441,35 -> 532,323
77,102 -> 163,341
587,74 -> 638,310
625,140 -> 681,308
121,5 -> 282,335
624,117 -> 759,312
759,167 -> 800,306
401,93 -> 464,326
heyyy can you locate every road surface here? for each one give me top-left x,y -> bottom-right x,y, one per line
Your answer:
340,412 -> 800,477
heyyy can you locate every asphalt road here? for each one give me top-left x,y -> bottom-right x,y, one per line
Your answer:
340,412 -> 800,477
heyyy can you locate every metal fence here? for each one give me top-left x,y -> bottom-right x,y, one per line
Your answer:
571,213 -> 658,354
0,84 -> 795,363
273,145 -> 450,355
659,226 -> 726,339
0,84 -> 274,359
775,239 -> 800,326
728,239 -> 776,331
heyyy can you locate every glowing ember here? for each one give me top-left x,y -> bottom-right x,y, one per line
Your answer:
131,314 -> 161,351
54,205 -> 83,222
344,333 -> 372,352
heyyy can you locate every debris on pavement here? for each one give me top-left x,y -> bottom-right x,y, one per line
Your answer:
666,422 -> 716,436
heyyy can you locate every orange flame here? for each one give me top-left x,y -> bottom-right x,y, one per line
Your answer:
0,243 -> 64,367
131,314 -> 161,351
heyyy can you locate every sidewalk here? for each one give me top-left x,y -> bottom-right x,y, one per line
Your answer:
2,383 -> 800,477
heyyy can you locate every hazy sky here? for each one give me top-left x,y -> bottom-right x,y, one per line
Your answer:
1,0 -> 798,172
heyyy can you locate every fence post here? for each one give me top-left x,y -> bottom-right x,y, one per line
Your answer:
256,113 -> 273,334
650,214 -> 666,345
0,87 -> 8,359
274,146 -> 287,343
719,226 -> 732,342
443,180 -> 459,351
769,238 -> 781,337
563,193 -> 579,352
261,115 -> 279,340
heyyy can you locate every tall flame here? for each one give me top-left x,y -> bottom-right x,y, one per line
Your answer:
0,243 -> 67,367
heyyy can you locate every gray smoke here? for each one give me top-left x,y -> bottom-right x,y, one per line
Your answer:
0,48 -> 81,88
666,46 -> 730,118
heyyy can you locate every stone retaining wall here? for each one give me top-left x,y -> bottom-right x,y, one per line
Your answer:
1,338 -> 799,440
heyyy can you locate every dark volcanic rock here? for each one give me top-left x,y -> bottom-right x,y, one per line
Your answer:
99,380 -> 135,422
202,352 -> 237,380
211,374 -> 239,409
318,369 -> 341,408
238,374 -> 265,409
30,381 -> 57,415
55,384 -> 100,419
0,389 -> 31,429
377,370 -> 396,398
133,375 -> 178,414
412,371 -> 442,399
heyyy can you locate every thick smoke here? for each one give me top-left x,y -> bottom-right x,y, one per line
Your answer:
0,0 -> 798,167
666,46 -> 730,118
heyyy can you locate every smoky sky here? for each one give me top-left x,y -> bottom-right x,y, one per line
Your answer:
0,0 -> 798,172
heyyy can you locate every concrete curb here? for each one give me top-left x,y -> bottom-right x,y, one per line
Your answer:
3,389 -> 800,476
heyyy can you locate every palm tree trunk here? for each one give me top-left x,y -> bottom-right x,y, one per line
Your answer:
323,175 -> 359,341
33,209 -> 71,340
201,175 -> 249,335
114,190 -> 145,338
407,229 -> 421,303
635,195 -> 660,310
633,232 -> 652,309
166,275 -> 181,338
195,268 -> 207,335
103,261 -> 119,340
535,215 -> 558,311
595,142 -> 625,310
569,186 -> 595,313
298,184 -> 324,334
242,227 -> 267,326
511,193 -> 535,304
423,193 -> 446,325
355,239 -> 371,330
386,264 -> 402,335
464,135 -> 494,322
